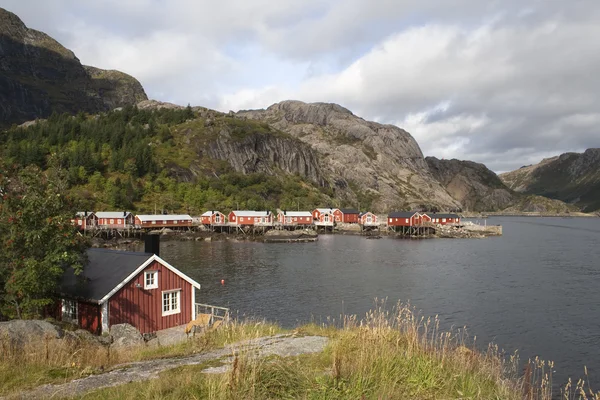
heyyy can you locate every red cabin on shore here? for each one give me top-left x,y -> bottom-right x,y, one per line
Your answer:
55,237 -> 201,335
313,208 -> 336,226
387,211 -> 424,227
200,211 -> 226,226
228,211 -> 273,226
96,212 -> 134,229
135,215 -> 193,229
277,211 -> 313,226
426,213 -> 461,225
359,212 -> 379,226
72,212 -> 98,230
339,209 -> 360,224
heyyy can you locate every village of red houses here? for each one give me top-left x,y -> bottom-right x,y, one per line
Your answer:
73,208 -> 461,233
58,208 -> 461,337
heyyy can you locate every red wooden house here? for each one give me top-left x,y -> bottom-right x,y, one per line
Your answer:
72,212 -> 98,230
277,211 -> 313,226
135,215 -> 193,229
228,211 -> 273,226
426,213 -> 461,225
200,211 -> 226,226
56,236 -> 201,335
387,211 -> 424,227
312,208 -> 336,226
359,211 -> 379,226
96,212 -> 134,229
339,209 -> 360,223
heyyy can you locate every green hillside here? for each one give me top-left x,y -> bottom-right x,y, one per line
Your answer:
0,106 -> 332,214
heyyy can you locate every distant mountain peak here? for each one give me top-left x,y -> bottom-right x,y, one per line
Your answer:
499,148 -> 600,212
0,7 -> 147,128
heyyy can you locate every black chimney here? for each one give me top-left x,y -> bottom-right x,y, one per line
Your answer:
145,234 -> 160,256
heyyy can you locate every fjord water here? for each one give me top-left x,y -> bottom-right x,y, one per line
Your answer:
160,216 -> 600,385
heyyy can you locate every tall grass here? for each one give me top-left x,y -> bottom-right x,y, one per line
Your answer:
77,301 -> 599,399
2,303 -> 599,399
0,318 -> 282,396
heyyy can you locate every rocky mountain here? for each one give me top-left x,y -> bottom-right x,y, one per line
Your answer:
499,149 -> 600,212
0,8 -> 147,128
237,101 -> 460,211
425,157 -> 514,211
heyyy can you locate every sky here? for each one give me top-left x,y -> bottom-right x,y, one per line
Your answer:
3,0 -> 600,172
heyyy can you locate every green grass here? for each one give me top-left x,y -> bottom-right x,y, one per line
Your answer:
0,319 -> 283,396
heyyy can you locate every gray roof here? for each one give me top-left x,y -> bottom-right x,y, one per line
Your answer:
339,208 -> 359,214
388,211 -> 420,218
60,248 -> 153,303
425,213 -> 460,219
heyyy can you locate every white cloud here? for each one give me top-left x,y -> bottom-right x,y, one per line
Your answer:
2,0 -> 600,171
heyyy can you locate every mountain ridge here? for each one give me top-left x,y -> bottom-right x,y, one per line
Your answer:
499,148 -> 600,212
0,7 -> 147,128
0,7 -> 588,214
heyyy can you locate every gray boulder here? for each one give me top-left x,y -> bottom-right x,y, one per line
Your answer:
0,320 -> 64,346
110,323 -> 143,349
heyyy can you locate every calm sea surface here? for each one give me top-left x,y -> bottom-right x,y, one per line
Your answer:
157,216 -> 600,385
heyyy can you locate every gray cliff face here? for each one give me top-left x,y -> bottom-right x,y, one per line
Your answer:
205,131 -> 327,187
0,8 -> 147,128
426,157 -> 514,212
238,100 -> 460,211
500,148 -> 600,212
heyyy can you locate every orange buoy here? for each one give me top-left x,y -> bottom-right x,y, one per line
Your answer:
221,279 -> 225,285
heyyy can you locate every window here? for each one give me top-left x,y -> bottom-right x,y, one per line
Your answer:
144,271 -> 158,289
118,219 -> 122,224
163,220 -> 167,224
215,214 -> 221,223
110,219 -> 114,224
62,299 -> 78,323
162,290 -> 181,316
325,214 -> 329,222
77,220 -> 82,225
152,220 -> 156,224
405,219 -> 409,223
174,220 -> 178,224
442,218 -> 446,223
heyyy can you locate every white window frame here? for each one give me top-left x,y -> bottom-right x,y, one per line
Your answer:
215,214 -> 221,223
405,218 -> 409,223
162,290 -> 181,316
144,271 -> 158,289
163,220 -> 167,224
442,218 -> 446,223
152,220 -> 156,224
110,219 -> 114,224
62,299 -> 78,324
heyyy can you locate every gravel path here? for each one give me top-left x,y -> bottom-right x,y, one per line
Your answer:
5,334 -> 328,400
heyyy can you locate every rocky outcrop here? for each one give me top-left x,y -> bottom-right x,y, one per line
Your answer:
0,319 -> 63,345
205,130 -> 327,187
83,66 -> 147,110
238,101 -> 460,211
109,323 -> 144,349
500,149 -> 600,212
426,157 -> 514,211
0,7 -> 147,128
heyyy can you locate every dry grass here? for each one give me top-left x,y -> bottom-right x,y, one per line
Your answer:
2,303 -> 599,399
0,318 -> 283,396
76,301 -> 600,400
